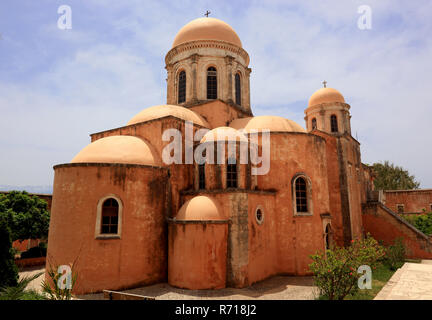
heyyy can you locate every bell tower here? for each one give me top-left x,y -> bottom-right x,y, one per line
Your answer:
304,83 -> 352,136
165,17 -> 252,116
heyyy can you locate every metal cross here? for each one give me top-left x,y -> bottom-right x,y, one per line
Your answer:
204,10 -> 211,17
322,80 -> 327,88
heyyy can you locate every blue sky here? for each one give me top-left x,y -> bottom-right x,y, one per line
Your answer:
0,0 -> 431,190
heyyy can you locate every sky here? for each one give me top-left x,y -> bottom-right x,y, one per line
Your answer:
0,0 -> 431,191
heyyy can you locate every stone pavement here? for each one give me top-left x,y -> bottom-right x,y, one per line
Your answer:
78,276 -> 318,300
375,260 -> 432,300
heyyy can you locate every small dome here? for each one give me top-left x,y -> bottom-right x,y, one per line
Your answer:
176,196 -> 225,221
172,17 -> 242,48
127,104 -> 210,127
308,87 -> 345,107
229,116 -> 306,133
71,136 -> 161,166
200,126 -> 248,143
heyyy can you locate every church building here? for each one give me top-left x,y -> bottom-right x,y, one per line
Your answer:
46,17 -> 430,294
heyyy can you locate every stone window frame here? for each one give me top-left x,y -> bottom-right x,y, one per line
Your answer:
95,194 -> 123,239
324,223 -> 333,250
311,117 -> 317,130
292,173 -> 313,216
255,205 -> 264,225
396,204 -> 404,214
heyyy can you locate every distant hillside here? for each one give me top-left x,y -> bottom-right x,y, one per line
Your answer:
0,185 -> 53,194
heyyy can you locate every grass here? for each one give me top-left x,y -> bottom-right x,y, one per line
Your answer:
345,263 -> 396,300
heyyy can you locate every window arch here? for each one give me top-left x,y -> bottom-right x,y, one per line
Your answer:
207,67 -> 217,99
178,70 -> 186,103
292,174 -> 313,215
235,73 -> 241,105
330,115 -> 338,133
95,195 -> 123,238
311,118 -> 317,130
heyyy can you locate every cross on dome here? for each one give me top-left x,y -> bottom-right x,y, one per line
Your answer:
204,10 -> 211,17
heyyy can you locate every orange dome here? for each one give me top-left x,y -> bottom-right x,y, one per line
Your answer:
176,196 -> 225,221
71,136 -> 161,166
172,17 -> 242,48
127,104 -> 210,127
308,87 -> 345,107
200,126 -> 248,143
229,116 -> 306,133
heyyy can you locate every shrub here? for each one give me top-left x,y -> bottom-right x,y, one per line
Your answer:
382,238 -> 406,270
20,244 -> 47,259
0,215 -> 19,287
309,234 -> 385,300
0,272 -> 44,300
42,257 -> 78,300
401,212 -> 432,236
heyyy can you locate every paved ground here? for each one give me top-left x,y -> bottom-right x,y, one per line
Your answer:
374,260 -> 432,300
18,267 -> 318,300
18,266 -> 45,292
78,276 -> 318,300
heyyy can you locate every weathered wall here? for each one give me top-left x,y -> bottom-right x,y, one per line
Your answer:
168,222 -> 228,290
47,164 -> 168,294
255,132 -> 331,276
362,202 -> 432,259
382,189 -> 432,214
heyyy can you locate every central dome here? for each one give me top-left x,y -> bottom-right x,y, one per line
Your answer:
172,17 -> 242,48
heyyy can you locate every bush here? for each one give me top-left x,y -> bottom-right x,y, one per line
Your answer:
20,243 -> 47,259
382,238 -> 406,270
0,216 -> 19,287
401,212 -> 432,235
309,234 -> 385,300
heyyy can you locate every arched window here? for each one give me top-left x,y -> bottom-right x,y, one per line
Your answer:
235,73 -> 241,105
330,115 -> 338,133
226,163 -> 237,188
207,67 -> 217,99
292,175 -> 312,215
311,118 -> 317,130
178,71 -> 186,103
101,198 -> 119,234
198,164 -> 205,189
325,224 -> 332,250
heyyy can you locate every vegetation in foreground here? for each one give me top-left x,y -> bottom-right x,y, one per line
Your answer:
310,235 -> 408,300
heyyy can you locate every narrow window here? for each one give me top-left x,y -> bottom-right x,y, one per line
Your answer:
198,164 -> 205,189
430,204 -> 432,212
101,198 -> 119,234
295,177 -> 308,213
311,118 -> 317,130
226,163 -> 237,188
397,204 -> 404,213
330,115 -> 338,133
235,73 -> 241,105
178,71 -> 186,103
207,67 -> 217,99
325,224 -> 332,250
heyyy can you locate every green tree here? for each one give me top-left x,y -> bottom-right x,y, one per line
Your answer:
372,161 -> 420,190
0,215 -> 19,287
0,191 -> 50,242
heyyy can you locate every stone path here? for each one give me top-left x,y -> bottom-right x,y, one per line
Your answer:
375,260 -> 432,300
78,276 -> 318,300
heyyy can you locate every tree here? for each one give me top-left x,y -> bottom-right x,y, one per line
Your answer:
0,215 -> 19,287
0,191 -> 50,242
372,161 -> 420,190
